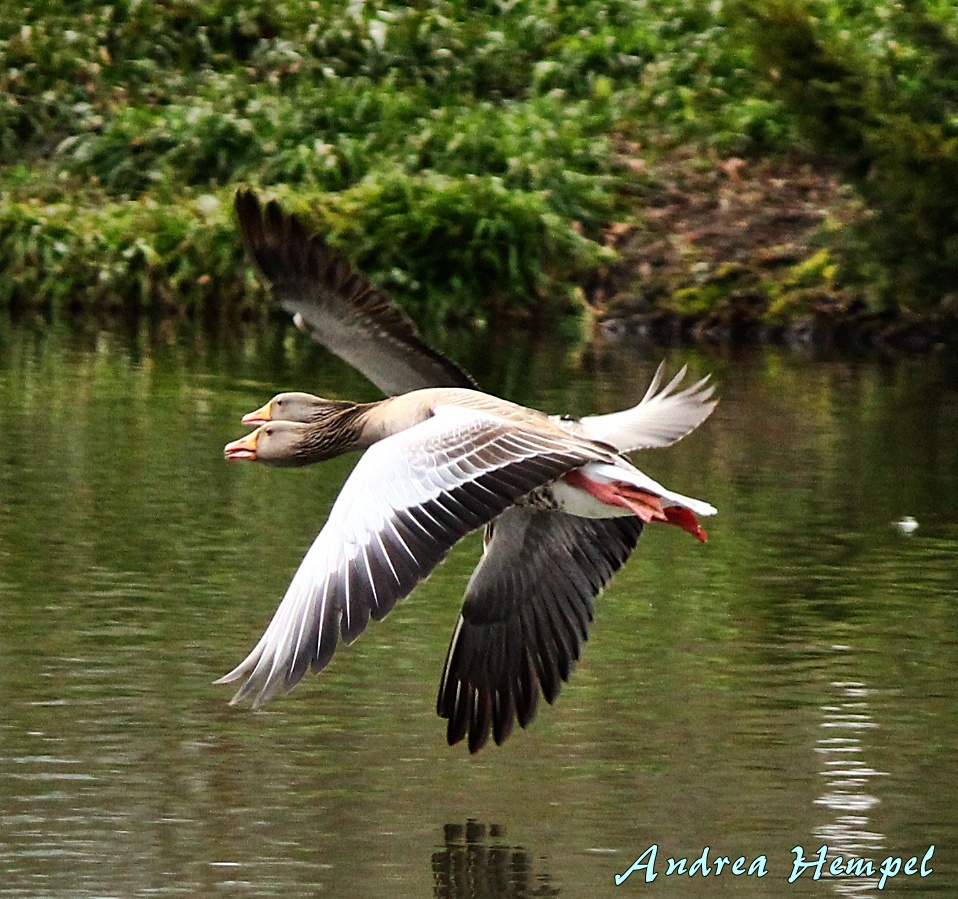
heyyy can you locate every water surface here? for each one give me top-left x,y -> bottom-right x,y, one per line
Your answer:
1,315 -> 956,897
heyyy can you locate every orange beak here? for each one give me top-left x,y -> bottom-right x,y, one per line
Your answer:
224,429 -> 260,461
242,400 -> 273,427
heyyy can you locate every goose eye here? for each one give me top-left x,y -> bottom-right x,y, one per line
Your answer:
264,427 -> 274,437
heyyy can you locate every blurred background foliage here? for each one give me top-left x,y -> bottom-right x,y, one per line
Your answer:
1,0 -> 957,326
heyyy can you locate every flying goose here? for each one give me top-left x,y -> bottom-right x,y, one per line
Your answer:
221,191 -> 718,752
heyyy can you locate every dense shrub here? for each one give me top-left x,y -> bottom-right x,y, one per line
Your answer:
2,0 -> 957,320
737,0 -> 958,310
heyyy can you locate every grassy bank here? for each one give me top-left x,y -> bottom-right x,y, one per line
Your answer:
3,0 -> 958,333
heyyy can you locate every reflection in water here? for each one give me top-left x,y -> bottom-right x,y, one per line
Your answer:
433,822 -> 559,899
812,648 -> 887,898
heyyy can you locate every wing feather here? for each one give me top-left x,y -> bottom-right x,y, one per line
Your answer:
575,362 -> 718,452
235,190 -> 476,396
437,509 -> 643,752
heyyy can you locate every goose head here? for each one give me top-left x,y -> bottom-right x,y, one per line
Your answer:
242,391 -> 328,426
224,412 -> 365,467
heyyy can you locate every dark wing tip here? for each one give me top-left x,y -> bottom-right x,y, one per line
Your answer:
437,514 -> 645,752
438,616 -> 548,754
235,187 -> 314,287
234,188 -> 478,391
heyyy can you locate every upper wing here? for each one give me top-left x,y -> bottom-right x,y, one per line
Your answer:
217,406 -> 613,707
436,508 -> 644,752
235,189 -> 477,395
575,363 -> 717,452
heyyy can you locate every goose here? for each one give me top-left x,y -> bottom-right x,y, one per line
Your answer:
220,191 -> 718,752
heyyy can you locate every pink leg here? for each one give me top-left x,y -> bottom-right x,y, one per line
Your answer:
561,469 -> 708,542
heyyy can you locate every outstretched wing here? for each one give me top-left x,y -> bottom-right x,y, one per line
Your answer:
217,406 -> 613,707
437,508 -> 644,752
575,363 -> 717,452
235,190 -> 476,395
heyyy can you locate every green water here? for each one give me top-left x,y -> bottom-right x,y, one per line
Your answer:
1,316 -> 956,898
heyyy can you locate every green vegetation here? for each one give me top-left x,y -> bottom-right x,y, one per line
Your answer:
738,0 -> 958,314
2,0 -> 957,329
